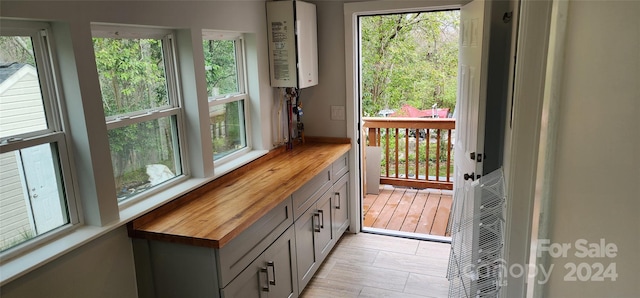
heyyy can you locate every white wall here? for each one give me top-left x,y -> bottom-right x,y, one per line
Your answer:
541,1 -> 640,296
0,226 -> 137,298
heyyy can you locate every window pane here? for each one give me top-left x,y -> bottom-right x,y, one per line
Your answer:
0,36 -> 48,137
210,100 -> 246,160
0,143 -> 69,251
203,39 -> 239,97
93,37 -> 170,118
109,116 -> 181,202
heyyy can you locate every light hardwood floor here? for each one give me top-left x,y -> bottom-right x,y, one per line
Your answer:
301,232 -> 451,298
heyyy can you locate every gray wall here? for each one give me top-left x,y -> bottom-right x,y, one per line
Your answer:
300,1 -> 348,138
541,1 -> 640,296
0,226 -> 137,297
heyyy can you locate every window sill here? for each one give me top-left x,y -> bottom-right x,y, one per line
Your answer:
0,149 -> 268,286
212,149 -> 269,179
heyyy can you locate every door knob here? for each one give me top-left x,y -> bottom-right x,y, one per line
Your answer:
464,172 -> 475,181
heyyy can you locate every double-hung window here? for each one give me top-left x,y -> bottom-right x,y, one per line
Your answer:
92,26 -> 184,203
202,31 -> 250,164
0,21 -> 78,253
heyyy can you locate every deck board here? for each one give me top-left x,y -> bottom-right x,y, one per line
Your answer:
364,185 -> 452,236
430,194 -> 453,236
415,191 -> 440,235
372,187 -> 405,228
399,190 -> 428,233
363,186 -> 393,227
386,188 -> 417,230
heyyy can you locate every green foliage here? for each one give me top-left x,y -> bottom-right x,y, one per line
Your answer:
378,129 -> 454,178
204,39 -> 246,159
211,101 -> 244,159
93,37 -> 168,117
107,117 -> 177,197
203,39 -> 238,96
360,11 -> 460,116
93,37 -> 177,197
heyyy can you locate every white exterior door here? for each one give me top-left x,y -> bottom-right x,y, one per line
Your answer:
19,143 -> 66,234
454,0 -> 490,207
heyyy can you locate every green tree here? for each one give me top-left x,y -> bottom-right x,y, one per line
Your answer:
93,37 -> 175,195
360,11 -> 459,117
203,39 -> 238,96
203,39 -> 243,157
93,38 -> 168,117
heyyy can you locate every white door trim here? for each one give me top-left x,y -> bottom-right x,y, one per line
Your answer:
502,0 -> 555,297
343,0 -> 471,235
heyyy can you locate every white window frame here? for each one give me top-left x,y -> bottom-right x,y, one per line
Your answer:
91,25 -> 187,206
202,30 -> 252,166
0,20 -> 80,259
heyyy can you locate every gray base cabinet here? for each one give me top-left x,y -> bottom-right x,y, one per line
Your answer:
133,153 -> 350,298
133,198 -> 297,298
295,189 -> 333,290
293,153 -> 350,294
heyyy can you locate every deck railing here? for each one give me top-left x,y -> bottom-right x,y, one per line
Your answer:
363,117 -> 455,190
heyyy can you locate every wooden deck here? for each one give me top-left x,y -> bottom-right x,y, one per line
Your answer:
363,185 -> 452,237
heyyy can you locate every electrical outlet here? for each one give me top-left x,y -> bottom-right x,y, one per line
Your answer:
331,105 -> 345,121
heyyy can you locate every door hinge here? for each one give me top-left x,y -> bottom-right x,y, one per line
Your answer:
470,152 -> 483,162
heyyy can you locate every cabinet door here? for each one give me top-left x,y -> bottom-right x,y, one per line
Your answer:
332,173 -> 349,239
262,227 -> 298,298
222,227 -> 298,298
314,191 -> 333,262
295,204 -> 319,291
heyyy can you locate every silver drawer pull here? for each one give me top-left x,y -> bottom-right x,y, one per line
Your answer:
318,209 -> 324,229
260,267 -> 269,292
267,261 -> 276,286
313,212 -> 321,232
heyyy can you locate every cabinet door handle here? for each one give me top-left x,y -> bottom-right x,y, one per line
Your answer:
260,267 -> 269,292
313,212 -> 321,232
335,192 -> 341,209
318,209 -> 324,229
267,261 -> 276,286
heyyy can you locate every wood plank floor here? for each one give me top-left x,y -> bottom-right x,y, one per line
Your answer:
301,232 -> 451,298
363,185 -> 453,236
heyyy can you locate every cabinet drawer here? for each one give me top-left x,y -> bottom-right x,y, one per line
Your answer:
291,168 -> 331,220
217,197 -> 294,287
332,153 -> 349,180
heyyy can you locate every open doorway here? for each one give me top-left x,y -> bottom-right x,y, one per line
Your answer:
358,10 -> 460,241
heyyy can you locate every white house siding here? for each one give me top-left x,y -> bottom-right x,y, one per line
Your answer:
0,152 -> 32,249
0,65 -> 47,138
0,65 -> 42,249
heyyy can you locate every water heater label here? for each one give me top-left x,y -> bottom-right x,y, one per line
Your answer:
271,21 -> 291,81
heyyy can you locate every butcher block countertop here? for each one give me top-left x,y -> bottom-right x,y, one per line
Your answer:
128,138 -> 351,249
